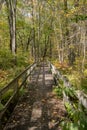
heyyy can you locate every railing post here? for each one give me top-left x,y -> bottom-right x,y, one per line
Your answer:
27,69 -> 31,84
15,79 -> 19,99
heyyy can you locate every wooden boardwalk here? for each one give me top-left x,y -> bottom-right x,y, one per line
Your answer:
4,62 -> 66,130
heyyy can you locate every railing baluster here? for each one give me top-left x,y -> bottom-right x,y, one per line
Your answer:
15,79 -> 19,98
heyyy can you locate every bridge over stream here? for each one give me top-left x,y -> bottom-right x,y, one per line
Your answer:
0,62 -> 66,130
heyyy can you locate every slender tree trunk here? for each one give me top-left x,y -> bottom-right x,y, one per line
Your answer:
49,38 -> 52,59
6,0 -> 17,56
0,0 -> 5,10
59,23 -> 64,63
64,0 -> 67,11
31,0 -> 36,61
82,37 -> 86,73
43,35 -> 49,59
37,0 -> 41,61
81,23 -> 86,73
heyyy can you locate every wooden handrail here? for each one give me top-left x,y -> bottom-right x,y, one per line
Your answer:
0,62 -> 37,120
48,61 -> 87,109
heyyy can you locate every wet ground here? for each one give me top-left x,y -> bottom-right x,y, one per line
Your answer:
4,62 -> 66,130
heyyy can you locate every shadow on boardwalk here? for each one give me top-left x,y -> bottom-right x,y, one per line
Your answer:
4,62 -> 66,130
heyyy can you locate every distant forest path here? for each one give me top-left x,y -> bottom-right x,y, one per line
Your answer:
4,62 -> 66,130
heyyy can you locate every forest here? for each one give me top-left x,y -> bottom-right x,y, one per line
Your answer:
0,0 -> 87,130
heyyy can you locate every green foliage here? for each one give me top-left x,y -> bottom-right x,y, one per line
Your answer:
53,78 -> 64,98
61,122 -> 78,130
19,88 -> 26,96
54,77 -> 77,100
75,15 -> 87,21
1,89 -> 13,105
81,78 -> 87,93
64,87 -> 77,100
0,49 -> 14,70
83,69 -> 87,77
16,53 -> 29,67
71,15 -> 87,22
66,73 -> 81,89
63,101 -> 87,130
65,102 -> 73,115
53,86 -> 63,98
0,49 -> 30,89
54,75 -> 87,130
0,48 -> 29,70
59,79 -> 64,87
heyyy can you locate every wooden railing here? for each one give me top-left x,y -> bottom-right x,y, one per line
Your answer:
48,62 -> 87,109
0,63 -> 37,121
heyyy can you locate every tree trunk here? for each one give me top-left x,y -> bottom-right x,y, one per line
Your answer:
74,0 -> 79,7
64,0 -> 67,11
81,23 -> 86,73
50,38 -> 52,59
0,0 -> 5,10
6,0 -> 17,56
31,0 -> 36,61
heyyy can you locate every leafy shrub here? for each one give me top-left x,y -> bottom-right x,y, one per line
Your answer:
0,49 -> 14,69
61,103 -> 87,130
53,86 -> 63,98
84,69 -> 87,77
1,89 -> 13,105
64,87 -> 77,100
16,54 -> 29,67
19,88 -> 26,96
0,50 -> 31,88
81,78 -> 87,93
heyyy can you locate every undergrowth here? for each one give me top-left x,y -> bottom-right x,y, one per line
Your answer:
0,49 -> 33,89
54,86 -> 87,130
54,77 -> 87,130
52,60 -> 87,93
